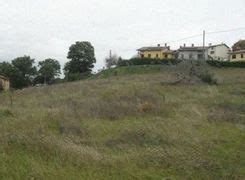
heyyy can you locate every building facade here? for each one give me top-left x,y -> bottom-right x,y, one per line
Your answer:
208,43 -> 230,61
229,50 -> 245,61
0,75 -> 10,91
229,40 -> 245,61
177,44 -> 208,60
137,44 -> 174,60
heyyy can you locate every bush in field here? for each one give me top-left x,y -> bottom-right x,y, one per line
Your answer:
64,72 -> 91,82
198,72 -> 218,85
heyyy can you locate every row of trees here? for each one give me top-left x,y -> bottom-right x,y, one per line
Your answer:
0,56 -> 61,89
0,41 -> 97,89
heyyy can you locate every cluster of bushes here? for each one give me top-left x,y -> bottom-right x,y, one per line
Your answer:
118,58 -> 181,66
207,60 -> 245,68
117,58 -> 245,68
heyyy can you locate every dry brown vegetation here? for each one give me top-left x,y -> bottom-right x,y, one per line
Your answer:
0,63 -> 244,179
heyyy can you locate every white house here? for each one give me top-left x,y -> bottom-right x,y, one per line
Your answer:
208,43 -> 230,61
177,44 -> 208,60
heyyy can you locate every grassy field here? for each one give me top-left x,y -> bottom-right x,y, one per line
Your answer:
0,63 -> 244,179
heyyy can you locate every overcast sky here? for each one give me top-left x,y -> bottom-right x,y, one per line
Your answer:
0,0 -> 245,71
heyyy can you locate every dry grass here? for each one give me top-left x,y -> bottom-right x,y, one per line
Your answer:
0,64 -> 244,179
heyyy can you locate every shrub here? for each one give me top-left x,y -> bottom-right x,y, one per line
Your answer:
198,72 -> 218,85
64,72 -> 92,81
207,60 -> 245,68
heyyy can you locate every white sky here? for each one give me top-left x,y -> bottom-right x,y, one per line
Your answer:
0,0 -> 245,71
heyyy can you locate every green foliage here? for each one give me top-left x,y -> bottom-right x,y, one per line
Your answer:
118,58 -> 180,66
37,58 -> 61,84
64,72 -> 92,82
207,60 -> 245,67
11,56 -> 37,88
0,56 -> 37,89
64,41 -> 96,81
0,62 -> 23,89
12,56 -> 37,78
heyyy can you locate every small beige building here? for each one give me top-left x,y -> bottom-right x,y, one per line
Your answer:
137,44 -> 174,60
229,50 -> 245,62
0,75 -> 10,91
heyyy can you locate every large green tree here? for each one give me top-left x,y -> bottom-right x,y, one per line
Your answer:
38,58 -> 61,84
64,41 -> 96,81
11,56 -> 37,87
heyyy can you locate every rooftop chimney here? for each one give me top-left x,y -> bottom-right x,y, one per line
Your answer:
157,44 -> 160,47
184,43 -> 186,47
192,44 -> 194,47
209,43 -> 212,46
165,43 -> 167,47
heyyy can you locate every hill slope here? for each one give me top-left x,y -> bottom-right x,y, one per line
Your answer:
0,64 -> 244,179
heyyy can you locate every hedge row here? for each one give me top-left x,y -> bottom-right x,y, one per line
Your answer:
207,60 -> 245,68
118,58 -> 181,66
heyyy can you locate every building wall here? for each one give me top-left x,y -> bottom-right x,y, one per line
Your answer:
0,79 -> 10,91
208,45 -> 230,61
230,52 -> 245,62
178,50 -> 208,60
139,50 -> 174,59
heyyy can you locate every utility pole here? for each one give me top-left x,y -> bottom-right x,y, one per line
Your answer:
109,50 -> 112,59
203,30 -> 206,60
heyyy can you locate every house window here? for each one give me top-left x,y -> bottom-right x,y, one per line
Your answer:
148,54 -> 151,58
189,53 -> 193,59
241,54 -> 244,58
141,54 -> 144,58
165,54 -> 168,59
181,54 -> 184,59
232,55 -> 236,59
210,51 -> 215,54
156,54 -> 159,58
198,54 -> 203,60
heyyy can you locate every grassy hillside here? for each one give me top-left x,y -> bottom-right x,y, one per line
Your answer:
0,63 -> 244,179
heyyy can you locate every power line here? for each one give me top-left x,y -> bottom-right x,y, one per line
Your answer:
207,27 -> 245,35
166,27 -> 245,44
109,27 -> 245,52
167,33 -> 203,44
